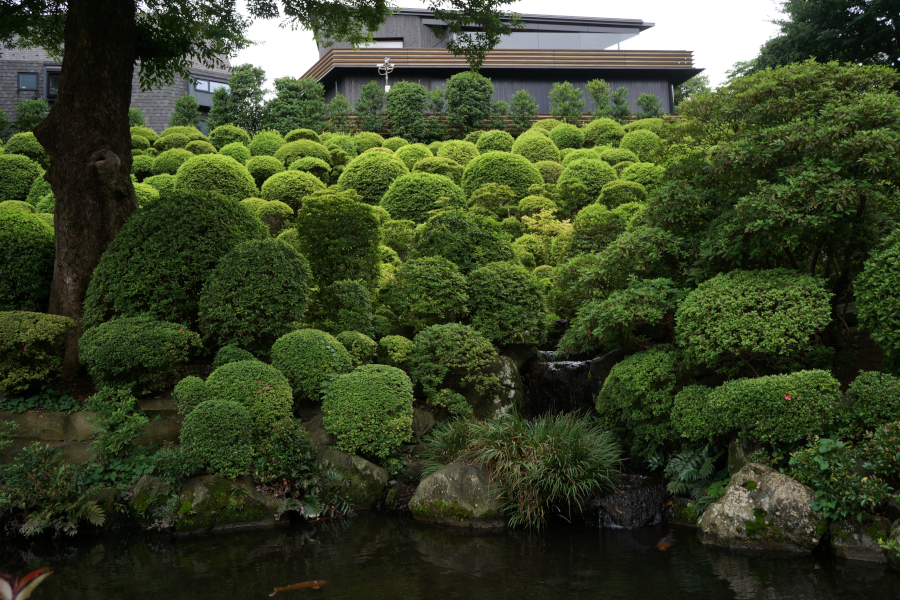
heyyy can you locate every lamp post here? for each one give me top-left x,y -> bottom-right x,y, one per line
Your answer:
377,57 -> 394,93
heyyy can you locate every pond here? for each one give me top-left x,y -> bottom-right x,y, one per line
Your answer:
4,514 -> 900,600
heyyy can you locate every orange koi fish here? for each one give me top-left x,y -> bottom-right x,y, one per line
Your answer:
656,529 -> 676,551
269,580 -> 327,596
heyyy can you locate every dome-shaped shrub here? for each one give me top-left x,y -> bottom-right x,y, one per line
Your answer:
582,118 -> 625,148
199,238 -> 311,354
172,375 -> 208,415
511,132 -> 560,163
613,161 -> 634,176
83,191 -> 268,328
468,183 -> 517,218
180,400 -> 253,478
241,197 -> 268,212
308,279 -> 375,335
131,134 -> 150,150
34,195 -> 54,214
288,156 -> 331,184
467,261 -> 547,347
364,147 -> 393,155
154,133 -> 190,152
395,143 -> 433,170
549,123 -> 584,150
437,140 -> 479,167
353,131 -> 384,153
619,129 -> 662,162
160,125 -> 205,140
174,154 -> 257,200
274,139 -> 331,168
130,154 -> 155,181
259,169 -> 325,213
531,119 -> 562,132
598,179 -> 648,208
377,335 -> 415,368
409,210 -> 516,273
427,141 -> 443,154
133,182 -> 160,208
335,331 -> 378,366
336,151 -> 409,205
213,345 -> 256,368
322,364 -> 414,458
557,158 -> 618,214
270,328 -> 354,400
25,177 -> 52,206
461,151 -> 544,198
0,210 -> 54,310
518,194 -> 558,215
323,134 -> 358,160
0,154 -> 43,201
476,130 -> 515,154
612,202 -> 646,227
284,128 -> 320,143
623,118 -> 664,133
185,139 -> 217,155
412,156 -> 463,185
142,173 -> 176,199
151,148 -> 194,175
382,136 -> 409,151
0,200 -> 34,213
383,256 -> 469,331
380,172 -> 466,223
249,129 -> 285,156
208,124 -> 251,150
79,315 -> 202,393
245,154 -> 285,189
131,126 -> 159,144
620,162 -> 665,188
597,147 -> 639,165
533,161 -> 564,185
218,142 -> 251,164
570,203 -> 626,254
3,133 -> 49,168
408,322 -> 500,403
561,148 -> 601,167
204,359 -> 294,433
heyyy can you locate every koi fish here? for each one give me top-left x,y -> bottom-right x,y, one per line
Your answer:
0,568 -> 53,600
269,580 -> 327,596
656,529 -> 676,551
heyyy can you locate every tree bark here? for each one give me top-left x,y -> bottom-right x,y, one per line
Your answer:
33,0 -> 139,378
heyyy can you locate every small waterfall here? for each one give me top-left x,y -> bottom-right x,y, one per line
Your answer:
590,475 -> 669,529
523,351 -> 594,416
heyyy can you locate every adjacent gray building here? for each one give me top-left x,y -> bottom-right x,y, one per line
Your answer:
306,8 -> 703,114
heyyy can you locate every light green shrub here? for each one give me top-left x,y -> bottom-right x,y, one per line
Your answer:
245,155 -> 285,189
212,345 -> 256,368
409,323 -> 500,404
274,139 -> 331,168
409,210 -> 516,273
131,126 -> 159,144
248,129 -> 286,156
378,335 -> 415,368
597,147 -> 639,165
380,172 -> 466,223
570,203 -> 626,254
582,118 -> 625,148
133,182 -> 160,208
335,331 -> 378,366
383,136 -> 409,151
130,154 -> 155,181
620,162 -> 665,188
3,133 -> 48,168
461,151 -> 544,198
185,140 -> 217,155
598,179 -> 647,207
160,125 -> 205,140
270,328 -> 354,400
0,311 -> 74,393
533,161 -> 563,185
382,256 -> 469,331
412,156 -> 464,185
257,200 -> 294,235
857,229 -> 900,367
25,176 -> 52,206
218,142 -> 251,164
0,210 -> 54,311
259,169 -> 325,213
437,140 -> 480,166
204,359 -> 294,433
174,154 -> 257,200
549,123 -> 584,150
518,194 -> 558,215
353,131 -> 384,153
208,124 -> 251,150
284,128 -> 321,143
619,129 -> 662,162
468,183 -> 517,219
336,151 -> 409,205
512,131 -> 560,163
556,158 -> 617,215
476,130 -> 515,154
154,133 -> 190,152
151,148 -> 194,175
394,143 -> 433,170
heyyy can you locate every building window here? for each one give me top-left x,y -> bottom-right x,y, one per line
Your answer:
18,73 -> 38,91
209,81 -> 229,93
365,38 -> 404,48
46,70 -> 61,99
194,79 -> 209,92
193,78 -> 229,93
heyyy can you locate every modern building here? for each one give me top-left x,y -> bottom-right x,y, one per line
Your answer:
305,8 -> 703,114
0,46 -> 232,133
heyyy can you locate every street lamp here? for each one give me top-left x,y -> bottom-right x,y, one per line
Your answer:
377,57 -> 394,93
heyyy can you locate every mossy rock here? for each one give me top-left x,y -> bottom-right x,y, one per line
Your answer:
409,460 -> 505,528
173,475 -> 280,534
319,448 -> 389,508
829,516 -> 891,563
667,497 -> 700,528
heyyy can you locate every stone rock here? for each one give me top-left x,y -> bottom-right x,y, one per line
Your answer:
666,496 -> 700,528
137,396 -> 180,420
129,474 -> 174,527
829,516 -> 891,563
465,355 -> 524,420
302,414 -> 336,454
592,474 -> 668,528
382,482 -> 416,513
134,420 -> 182,446
886,519 -> 900,571
0,410 -> 70,441
174,475 -> 279,534
502,344 -> 537,370
727,438 -> 756,475
411,408 -> 435,439
401,458 -> 428,484
409,459 -> 504,528
319,448 -> 389,508
88,487 -> 127,530
587,347 -> 634,399
698,463 -> 825,552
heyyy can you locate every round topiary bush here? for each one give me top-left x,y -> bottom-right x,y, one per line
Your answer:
409,210 -> 516,273
208,124 -> 251,150
259,169 -> 325,213
154,133 -> 190,152
533,161 -> 564,185
134,182 -> 160,208
842,371 -> 900,436
151,148 -> 194,175
377,335 -> 415,368
83,191 -> 268,329
335,331 -> 378,366
364,147 -> 393,155
131,134 -> 150,150
380,172 -> 466,223
270,328 -> 354,400
161,126 -> 205,140
461,151 -> 544,199
476,130 -> 515,154
598,179 -> 648,208
675,269 -> 832,373
549,123 -> 584,150
185,139 -> 217,155
353,131 -> 384,153
3,133 -> 49,168
0,210 -> 54,310
597,147 -> 639,165
323,134 -> 358,160
0,200 -> 34,213
412,156 -> 464,185
288,156 -> 331,184
219,141 -> 251,164
383,256 -> 469,331
620,162 -> 665,188
518,194 -> 558,215
199,238 -> 311,355
180,399 -> 254,478
284,128 -> 320,143
582,118 -> 625,148
623,118 -> 664,133
531,119 -> 562,132
556,158 -> 618,215
322,364 -> 414,458
130,154 -> 155,181
409,322 -> 500,404
213,344 -> 256,368
249,129 -> 286,156
619,129 -> 662,162
0,154 -> 43,201
274,139 -> 332,168
174,154 -> 257,200
559,148 -> 598,167
512,131 -> 560,163
33,195 -> 54,214
131,126 -> 159,144
257,200 -> 294,235
382,136 -> 409,152
437,140 -> 480,167
25,177 -> 52,206
570,203 -> 627,254
336,151 -> 409,205
172,375 -> 208,416
245,155 -> 285,189
468,183 -> 517,218
142,173 -> 176,199
394,143 -> 433,170
467,261 -> 547,347
856,229 -> 900,365
204,359 -> 294,433
79,315 -> 202,393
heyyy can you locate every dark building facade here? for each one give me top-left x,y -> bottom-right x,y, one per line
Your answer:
306,8 -> 703,114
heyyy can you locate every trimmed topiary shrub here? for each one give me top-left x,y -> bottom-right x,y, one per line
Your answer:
534,161 -> 563,185
154,133 -> 190,152
856,228 -> 900,366
467,261 -> 547,347
556,158 -> 618,215
322,364 -> 414,458
204,359 -> 294,433
623,118 -> 664,132
380,172 -> 466,223
180,400 -> 253,478
33,195 -> 54,214
353,131 -> 384,153
288,156 -> 331,184
620,162 -> 664,189
336,151 -> 409,205
219,141 -> 251,164
213,345 -> 256,368
245,155 -> 285,189
394,143 -> 433,170
274,139 -> 331,168
598,179 -> 647,208
335,331 -> 378,366
259,169 -> 325,213
257,200 -> 293,235
559,148 -> 598,167
412,156 -> 464,185
284,128 -> 321,143
518,194 -> 558,215
409,210 -> 516,273
130,154 -> 155,182
0,311 -> 75,393
172,375 -> 208,416
249,129 -> 286,156
133,182 -> 160,208
308,279 -> 375,336
382,136 -> 409,152
208,124 -> 251,150
199,238 -> 311,355
131,126 -> 159,144
382,256 -> 469,331
382,219 -> 416,257
469,183 -> 517,219
160,125 -> 205,140
549,123 -> 584,150
841,371 -> 900,436
582,118 -> 625,148
437,140 -> 480,167
83,191 -> 268,329
597,147 -> 639,165
79,315 -> 202,394
461,151 -> 544,198
185,140 -> 217,155
174,154 -> 257,200
570,203 -> 626,254
0,210 -> 54,311
25,176 -> 52,206
531,119 -> 562,132
3,133 -> 49,168
0,200 -> 34,213
270,328 -> 354,400
131,134 -> 150,150
619,129 -> 662,162
476,130 -> 515,154
512,131 -> 560,163
0,154 -> 43,201
151,148 -> 194,175
378,335 -> 415,368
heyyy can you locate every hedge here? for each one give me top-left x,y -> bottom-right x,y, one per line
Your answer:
383,136 -> 409,152
380,172 -> 466,223
212,345 -> 256,368
0,311 -> 75,393
620,162 -> 665,188
131,154 -> 155,182
154,133 -> 190,152
461,151 -> 544,198
130,126 -> 159,144
133,182 -> 160,208
597,147 -> 639,165
377,335 -> 415,368
160,126 -> 205,140
270,328 -> 354,400
0,210 -> 54,311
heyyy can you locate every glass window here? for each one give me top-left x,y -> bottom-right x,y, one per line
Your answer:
366,39 -> 404,48
46,72 -> 61,98
194,79 -> 210,92
18,73 -> 38,91
209,81 -> 230,93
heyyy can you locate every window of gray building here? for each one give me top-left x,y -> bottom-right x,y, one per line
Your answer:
364,38 -> 404,48
46,69 -> 60,99
194,78 -> 230,93
18,72 -> 38,91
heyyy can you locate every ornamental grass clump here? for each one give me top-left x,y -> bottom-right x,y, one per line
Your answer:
180,400 -> 253,479
0,311 -> 74,393
270,328 -> 354,400
204,359 -> 294,434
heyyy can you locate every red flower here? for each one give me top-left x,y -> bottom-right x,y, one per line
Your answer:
266,384 -> 271,389
784,395 -> 791,401
179,328 -> 184,331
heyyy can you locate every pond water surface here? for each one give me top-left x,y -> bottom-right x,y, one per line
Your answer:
4,514 -> 899,600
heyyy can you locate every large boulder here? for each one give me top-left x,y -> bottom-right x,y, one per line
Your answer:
411,408 -> 435,439
409,459 -> 504,527
698,463 -> 826,552
302,413 -> 336,453
319,448 -> 389,508
829,516 -> 891,563
464,356 -> 524,419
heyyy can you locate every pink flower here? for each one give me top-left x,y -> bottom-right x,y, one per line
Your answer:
23,347 -> 27,351
266,384 -> 270,389
784,395 -> 791,401
179,328 -> 184,331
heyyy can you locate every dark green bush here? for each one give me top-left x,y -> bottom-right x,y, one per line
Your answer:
556,158 -> 618,215
461,151 -> 544,198
174,154 -> 257,200
598,179 -> 647,208
205,359 -> 294,433
172,375 -> 208,415
841,371 -> 900,436
383,256 -> 469,331
219,142 -> 251,164
0,209 -> 54,311
33,195 -> 54,214
412,156 -> 464,185
857,229 -> 900,366
467,261 -> 547,347
512,131 -> 560,163
409,210 -> 516,273
259,169 -> 325,213
308,279 -> 374,335
437,140 -> 480,167
620,162 -> 665,188
476,130 -> 515,154
619,129 -> 661,162
335,331 -> 377,366
274,139 -> 331,168
0,154 -> 43,201
385,81 -> 429,142
394,143 -> 433,170
130,154 -> 155,181
154,133 -> 190,152
180,400 -> 253,478
270,328 -> 353,400
353,131 -> 384,152
212,344 -> 256,368
284,128 -> 321,143
533,161 -> 563,185
0,311 -> 74,393
582,118 -> 625,148
469,183 -> 517,219
446,71 -> 494,133
378,335 -> 415,368
322,364 -> 414,458
208,124 -> 251,150
570,203 -> 626,254
248,129 -> 286,156
185,140 -> 217,155
25,176 -> 52,206
257,200 -> 293,235
198,238 -> 311,355
549,123 -> 584,150
382,218 -> 416,256
245,155 -> 285,189
151,148 -> 194,175
83,192 -> 268,329
336,151 -> 409,205
409,323 -> 501,402
380,172 -> 466,223
4,132 -> 49,168
79,316 -> 202,394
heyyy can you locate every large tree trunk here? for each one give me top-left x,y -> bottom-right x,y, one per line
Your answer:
34,0 -> 139,378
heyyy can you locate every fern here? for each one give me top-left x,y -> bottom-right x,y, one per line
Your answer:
663,444 -> 730,514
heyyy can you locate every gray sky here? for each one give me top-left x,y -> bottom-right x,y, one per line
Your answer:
233,0 -> 783,91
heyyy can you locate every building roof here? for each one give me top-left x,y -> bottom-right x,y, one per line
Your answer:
396,7 -> 654,33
